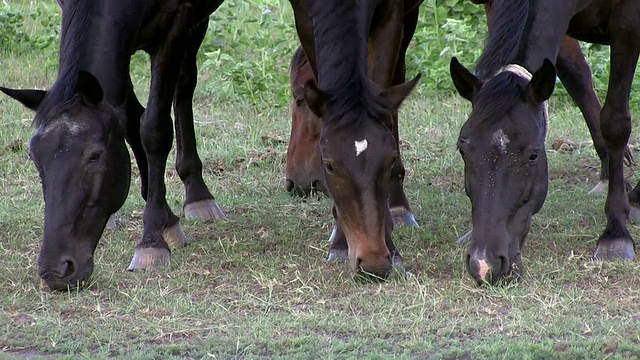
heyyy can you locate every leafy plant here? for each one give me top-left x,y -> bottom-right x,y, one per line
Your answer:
0,5 -> 31,53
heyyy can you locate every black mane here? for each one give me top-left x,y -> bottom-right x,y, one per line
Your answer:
33,0 -> 92,127
468,72 -> 526,129
308,0 -> 389,128
475,0 -> 530,79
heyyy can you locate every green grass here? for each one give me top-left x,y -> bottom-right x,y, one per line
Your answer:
2,1 -> 640,359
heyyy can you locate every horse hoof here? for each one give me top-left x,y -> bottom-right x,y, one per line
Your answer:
588,181 -> 607,195
184,199 -> 225,221
127,247 -> 171,271
390,207 -> 419,227
456,229 -> 473,246
594,238 -> 635,261
392,255 -> 406,274
327,249 -> 348,262
163,222 -> 188,247
106,214 -> 118,231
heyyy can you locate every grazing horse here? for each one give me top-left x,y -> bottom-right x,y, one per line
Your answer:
450,0 -> 639,285
288,0 -> 421,278
1,0 -> 225,290
286,0 -> 423,228
475,0 -> 631,194
285,46 -> 326,197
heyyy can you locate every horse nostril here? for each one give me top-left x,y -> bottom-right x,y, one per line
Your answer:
311,180 -> 319,188
60,257 -> 77,279
285,179 -> 295,192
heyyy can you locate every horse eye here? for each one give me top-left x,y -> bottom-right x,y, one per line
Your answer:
324,162 -> 335,173
529,151 -> 540,163
89,151 -> 103,162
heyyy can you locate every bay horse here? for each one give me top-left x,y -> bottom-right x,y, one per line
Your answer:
450,0 -> 639,285
1,0 -> 225,290
288,0 -> 421,278
286,0 -> 423,229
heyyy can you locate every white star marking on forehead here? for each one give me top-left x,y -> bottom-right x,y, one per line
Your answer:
355,139 -> 368,156
492,129 -> 510,153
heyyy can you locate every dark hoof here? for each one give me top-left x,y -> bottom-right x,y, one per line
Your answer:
184,199 -> 225,221
390,207 -> 419,227
594,238 -> 635,261
327,249 -> 348,262
127,248 -> 171,271
105,214 -> 118,231
588,181 -> 607,196
456,229 -> 472,246
163,222 -> 188,247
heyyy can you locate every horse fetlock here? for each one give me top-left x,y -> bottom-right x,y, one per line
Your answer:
127,247 -> 171,271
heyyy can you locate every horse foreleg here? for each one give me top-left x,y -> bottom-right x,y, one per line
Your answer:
594,37 -> 639,261
125,78 -> 149,200
554,38 -> 609,191
174,20 -> 224,221
128,9 -> 195,271
373,1 -> 420,227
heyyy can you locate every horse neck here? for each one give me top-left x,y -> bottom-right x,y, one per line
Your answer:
311,0 -> 369,91
57,1 -> 135,106
516,1 -> 582,74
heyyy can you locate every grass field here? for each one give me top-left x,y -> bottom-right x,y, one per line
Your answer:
2,1 -> 640,359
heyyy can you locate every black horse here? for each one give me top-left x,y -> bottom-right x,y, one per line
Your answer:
450,0 -> 639,285
288,0 -> 420,278
1,0 -> 225,290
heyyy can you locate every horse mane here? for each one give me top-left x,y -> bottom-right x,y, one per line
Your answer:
33,0 -> 92,127
475,0 -> 530,79
467,72 -> 527,129
307,0 -> 390,129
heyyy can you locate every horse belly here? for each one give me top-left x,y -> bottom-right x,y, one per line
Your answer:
135,0 -> 223,52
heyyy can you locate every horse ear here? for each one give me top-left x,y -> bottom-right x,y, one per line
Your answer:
383,73 -> 421,110
304,79 -> 328,117
76,70 -> 104,106
0,87 -> 47,111
526,58 -> 556,104
450,57 -> 483,102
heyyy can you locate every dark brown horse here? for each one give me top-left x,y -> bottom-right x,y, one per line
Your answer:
450,0 -> 639,285
288,0 -> 421,278
1,0 -> 225,290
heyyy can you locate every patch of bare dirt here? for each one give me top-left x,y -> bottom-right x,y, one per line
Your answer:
3,139 -> 25,153
551,137 -> 577,153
